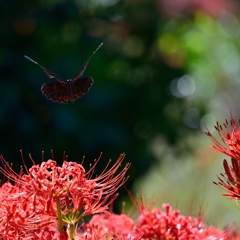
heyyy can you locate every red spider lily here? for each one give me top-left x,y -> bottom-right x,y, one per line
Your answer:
213,158 -> 240,200
205,115 -> 240,201
0,152 -> 130,239
205,116 -> 240,160
136,203 -> 207,239
0,182 -> 57,239
128,195 -> 229,239
82,212 -> 142,239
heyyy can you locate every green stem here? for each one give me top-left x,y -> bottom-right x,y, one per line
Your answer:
68,223 -> 75,240
56,197 -> 63,232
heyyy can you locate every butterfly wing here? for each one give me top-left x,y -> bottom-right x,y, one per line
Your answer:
70,77 -> 94,103
72,61 -> 90,81
24,55 -> 64,82
72,43 -> 103,81
41,81 -> 69,104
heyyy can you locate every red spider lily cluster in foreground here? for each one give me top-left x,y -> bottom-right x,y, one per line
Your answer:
0,129 -> 240,240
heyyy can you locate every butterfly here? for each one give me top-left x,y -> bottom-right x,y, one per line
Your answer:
24,43 -> 103,104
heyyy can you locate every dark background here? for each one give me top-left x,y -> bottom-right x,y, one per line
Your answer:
1,0 -> 239,215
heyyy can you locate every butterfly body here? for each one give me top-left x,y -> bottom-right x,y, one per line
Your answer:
25,43 -> 103,104
66,79 -> 73,99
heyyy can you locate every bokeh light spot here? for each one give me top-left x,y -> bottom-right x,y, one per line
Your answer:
183,108 -> 200,129
170,75 -> 195,98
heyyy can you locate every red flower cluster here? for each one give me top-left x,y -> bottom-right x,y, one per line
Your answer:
0,149 -> 239,239
0,153 -> 130,239
205,116 -> 240,200
75,201 -> 232,239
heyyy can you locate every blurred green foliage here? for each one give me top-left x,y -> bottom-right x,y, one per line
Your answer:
1,0 -> 240,224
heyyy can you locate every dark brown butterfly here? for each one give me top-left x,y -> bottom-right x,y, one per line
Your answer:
24,43 -> 103,104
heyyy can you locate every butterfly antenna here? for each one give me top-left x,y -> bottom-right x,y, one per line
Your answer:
24,55 -> 40,66
86,43 -> 103,62
93,43 -> 103,55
